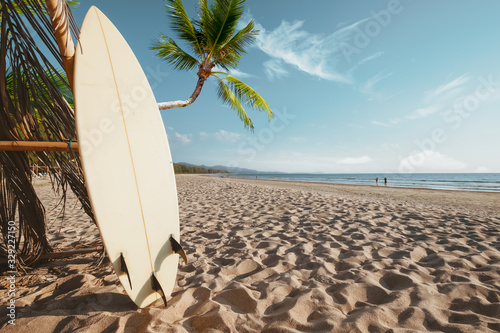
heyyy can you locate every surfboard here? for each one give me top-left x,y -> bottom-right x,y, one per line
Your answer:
73,6 -> 186,308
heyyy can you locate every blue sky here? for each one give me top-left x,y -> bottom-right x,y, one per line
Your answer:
72,1 -> 500,173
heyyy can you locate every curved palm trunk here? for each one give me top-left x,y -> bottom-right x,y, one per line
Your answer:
158,75 -> 207,110
157,63 -> 213,110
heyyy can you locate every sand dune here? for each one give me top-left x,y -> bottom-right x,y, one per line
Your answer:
1,175 -> 500,332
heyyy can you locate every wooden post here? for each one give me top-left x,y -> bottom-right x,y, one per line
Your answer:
0,141 -> 79,152
45,0 -> 75,89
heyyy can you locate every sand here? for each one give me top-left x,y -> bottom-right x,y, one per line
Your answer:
1,174 -> 500,332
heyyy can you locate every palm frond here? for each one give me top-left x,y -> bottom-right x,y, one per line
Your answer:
199,0 -> 246,60
216,20 -> 256,69
66,1 -> 79,9
155,0 -> 272,130
1,0 -> 92,267
51,68 -> 73,106
0,1 -> 80,21
166,0 -> 204,59
223,74 -> 273,120
4,67 -> 13,93
151,34 -> 200,71
213,52 -> 238,71
12,66 -> 73,106
214,74 -> 253,129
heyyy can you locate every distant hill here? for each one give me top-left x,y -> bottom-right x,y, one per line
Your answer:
173,163 -> 229,174
177,162 -> 284,175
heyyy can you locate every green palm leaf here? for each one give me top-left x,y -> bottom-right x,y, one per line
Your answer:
200,0 -> 246,60
0,1 -> 79,19
66,1 -> 79,8
221,74 -> 273,120
216,20 -> 256,69
213,52 -> 239,71
166,0 -> 204,58
153,0 -> 272,129
214,74 -> 253,129
151,35 -> 199,71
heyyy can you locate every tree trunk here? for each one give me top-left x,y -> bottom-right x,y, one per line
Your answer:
45,0 -> 75,89
158,62 -> 214,110
158,75 -> 207,110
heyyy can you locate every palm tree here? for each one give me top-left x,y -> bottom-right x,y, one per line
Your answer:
151,0 -> 272,130
1,0 -> 92,267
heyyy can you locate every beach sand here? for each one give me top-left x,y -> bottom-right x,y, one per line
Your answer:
1,174 -> 500,332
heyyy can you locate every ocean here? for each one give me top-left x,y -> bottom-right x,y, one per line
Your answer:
229,173 -> 500,193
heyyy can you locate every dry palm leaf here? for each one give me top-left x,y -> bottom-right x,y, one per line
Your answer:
0,0 -> 93,267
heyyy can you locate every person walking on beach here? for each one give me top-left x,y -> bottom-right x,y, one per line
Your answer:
384,177 -> 387,186
376,177 -> 379,186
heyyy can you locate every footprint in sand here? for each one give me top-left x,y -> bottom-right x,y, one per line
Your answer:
380,272 -> 414,290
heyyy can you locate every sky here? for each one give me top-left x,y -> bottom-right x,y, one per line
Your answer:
71,0 -> 500,173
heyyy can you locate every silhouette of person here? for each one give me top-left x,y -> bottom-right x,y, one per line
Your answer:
384,177 -> 387,186
376,177 -> 379,186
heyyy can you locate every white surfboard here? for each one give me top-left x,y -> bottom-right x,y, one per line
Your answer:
73,6 -> 186,308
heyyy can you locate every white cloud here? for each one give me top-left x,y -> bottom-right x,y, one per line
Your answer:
227,68 -> 255,79
360,52 -> 384,64
399,150 -> 466,172
338,156 -> 372,164
426,74 -> 470,101
372,120 -> 391,127
407,105 -> 442,119
365,72 -> 392,88
214,130 -> 242,142
405,75 -> 470,121
374,74 -> 471,126
475,166 -> 490,173
290,136 -> 306,143
382,143 -> 400,150
254,17 -> 371,83
350,52 -> 384,73
374,104 -> 441,125
360,72 -> 392,100
200,130 -> 242,142
263,59 -> 289,80
174,132 -> 192,144
389,118 -> 402,125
